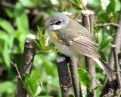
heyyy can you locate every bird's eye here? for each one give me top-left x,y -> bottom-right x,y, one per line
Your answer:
55,21 -> 61,25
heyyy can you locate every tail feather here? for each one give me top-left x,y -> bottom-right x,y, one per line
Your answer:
93,58 -> 116,80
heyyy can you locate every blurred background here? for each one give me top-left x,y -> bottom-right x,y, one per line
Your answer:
0,0 -> 121,97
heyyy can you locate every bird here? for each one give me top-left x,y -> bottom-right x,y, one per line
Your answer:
48,12 -> 116,80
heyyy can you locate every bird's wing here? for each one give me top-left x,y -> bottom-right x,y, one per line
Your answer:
56,28 -> 98,57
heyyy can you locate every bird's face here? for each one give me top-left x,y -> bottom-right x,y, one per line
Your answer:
49,13 -> 69,30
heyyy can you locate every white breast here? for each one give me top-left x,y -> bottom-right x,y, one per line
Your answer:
48,28 -> 74,57
53,41 -> 74,57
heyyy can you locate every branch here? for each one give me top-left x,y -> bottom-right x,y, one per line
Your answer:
101,12 -> 121,97
80,0 -> 88,10
56,54 -> 73,97
70,56 -> 82,97
8,59 -> 23,83
0,1 -> 50,17
113,45 -> 121,88
0,1 -> 14,8
15,34 -> 36,97
109,14 -> 121,71
118,52 -> 121,87
82,10 -> 96,97
82,10 -> 91,32
96,23 -> 120,28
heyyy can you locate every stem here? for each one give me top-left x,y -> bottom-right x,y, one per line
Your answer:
56,54 -> 73,97
118,52 -> 121,87
101,12 -> 121,97
109,14 -> 121,71
15,35 -> 36,97
70,56 -> 82,97
82,10 -> 96,97
113,47 -> 121,88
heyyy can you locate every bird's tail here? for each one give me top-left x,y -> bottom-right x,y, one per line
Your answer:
93,58 -> 116,80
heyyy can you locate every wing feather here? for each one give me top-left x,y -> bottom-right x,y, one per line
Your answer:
56,27 -> 98,57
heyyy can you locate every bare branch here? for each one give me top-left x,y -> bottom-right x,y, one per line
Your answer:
70,56 -> 82,97
82,10 -> 91,32
82,10 -> 96,97
0,1 -> 14,8
117,52 -> 121,87
109,14 -> 121,70
56,54 -> 73,97
112,45 -> 121,87
101,12 -> 121,97
97,23 -> 120,28
15,34 -> 36,97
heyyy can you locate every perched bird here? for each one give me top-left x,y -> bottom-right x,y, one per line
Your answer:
48,12 -> 116,80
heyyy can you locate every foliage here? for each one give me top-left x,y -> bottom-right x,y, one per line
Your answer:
78,68 -> 90,87
0,0 -> 120,97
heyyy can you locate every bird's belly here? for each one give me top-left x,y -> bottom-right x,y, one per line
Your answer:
53,41 -> 74,57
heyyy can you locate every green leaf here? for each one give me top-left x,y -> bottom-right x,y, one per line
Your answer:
98,13 -> 109,22
69,0 -> 82,8
14,2 -> 29,33
19,0 -> 42,8
24,72 -> 42,96
13,30 -> 26,53
2,41 -> 10,68
111,12 -> 120,23
115,0 -> 121,12
43,60 -> 55,75
107,0 -> 116,12
0,18 -> 14,34
31,67 -> 40,80
0,81 -> 15,93
0,31 -> 11,68
98,29 -> 110,50
4,8 -> 14,18
36,96 -> 53,97
24,73 -> 38,96
99,51 -> 107,62
36,28 -> 53,52
96,72 -> 104,81
88,0 -> 100,7
78,68 -> 90,87
100,0 -> 110,10
19,0 -> 34,7
50,0 -> 61,5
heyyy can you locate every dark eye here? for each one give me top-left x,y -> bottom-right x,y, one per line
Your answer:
55,21 -> 61,25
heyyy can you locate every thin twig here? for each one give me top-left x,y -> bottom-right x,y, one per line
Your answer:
101,12 -> 121,97
8,59 -> 23,83
80,0 -> 88,10
0,1 -> 14,8
97,23 -> 120,28
70,56 -> 82,97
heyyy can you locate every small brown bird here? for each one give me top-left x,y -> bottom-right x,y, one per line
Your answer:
48,12 -> 116,80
